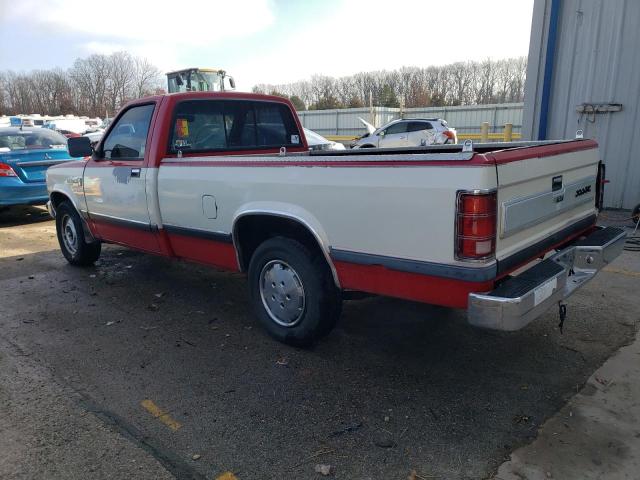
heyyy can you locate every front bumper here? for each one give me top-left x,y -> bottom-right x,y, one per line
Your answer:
468,226 -> 626,331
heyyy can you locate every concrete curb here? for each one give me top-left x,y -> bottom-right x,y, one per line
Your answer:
494,327 -> 640,479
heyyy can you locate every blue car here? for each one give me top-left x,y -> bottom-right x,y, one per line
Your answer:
0,127 -> 75,207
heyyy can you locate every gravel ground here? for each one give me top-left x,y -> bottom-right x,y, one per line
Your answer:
0,205 -> 638,480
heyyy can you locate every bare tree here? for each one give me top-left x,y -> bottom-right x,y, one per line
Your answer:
0,52 -> 165,117
134,57 -> 162,98
253,57 -> 527,110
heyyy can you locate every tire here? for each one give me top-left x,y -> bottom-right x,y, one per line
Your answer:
248,236 -> 341,347
632,204 -> 640,226
55,201 -> 101,266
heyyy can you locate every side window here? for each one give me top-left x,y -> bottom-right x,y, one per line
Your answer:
384,122 -> 408,135
169,100 -> 302,153
102,104 -> 154,160
407,121 -> 433,132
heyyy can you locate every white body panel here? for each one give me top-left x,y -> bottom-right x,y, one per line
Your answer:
46,142 -> 600,285
83,165 -> 151,226
495,148 -> 599,260
378,132 -> 407,148
157,157 -> 497,267
46,161 -> 89,214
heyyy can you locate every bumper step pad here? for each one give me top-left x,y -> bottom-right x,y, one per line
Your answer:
468,226 -> 626,331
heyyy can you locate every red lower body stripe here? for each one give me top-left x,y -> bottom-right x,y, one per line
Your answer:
167,233 -> 239,271
334,261 -> 494,309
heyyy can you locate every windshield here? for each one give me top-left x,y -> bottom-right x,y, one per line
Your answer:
168,70 -> 222,93
0,129 -> 68,151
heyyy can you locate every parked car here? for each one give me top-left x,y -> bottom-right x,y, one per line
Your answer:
47,91 -> 623,347
351,118 -> 457,149
83,129 -> 105,147
57,129 -> 82,138
0,127 -> 74,207
304,128 -> 346,151
43,118 -> 89,135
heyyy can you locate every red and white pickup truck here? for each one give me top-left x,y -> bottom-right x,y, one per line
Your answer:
47,92 -> 625,345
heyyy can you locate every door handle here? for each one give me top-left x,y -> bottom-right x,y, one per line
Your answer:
130,168 -> 141,178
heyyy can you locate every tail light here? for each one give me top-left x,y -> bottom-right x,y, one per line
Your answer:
0,162 -> 17,177
456,190 -> 497,260
442,130 -> 456,143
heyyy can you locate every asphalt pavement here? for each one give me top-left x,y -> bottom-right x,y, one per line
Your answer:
1,205 -> 638,480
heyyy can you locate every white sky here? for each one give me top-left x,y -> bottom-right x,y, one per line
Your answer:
0,0 -> 535,90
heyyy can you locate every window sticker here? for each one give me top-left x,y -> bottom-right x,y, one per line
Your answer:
176,118 -> 189,137
291,134 -> 299,144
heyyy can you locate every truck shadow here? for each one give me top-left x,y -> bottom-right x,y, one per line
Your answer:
1,245 -> 637,479
0,205 -> 51,228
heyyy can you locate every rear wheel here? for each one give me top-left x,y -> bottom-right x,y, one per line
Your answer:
55,201 -> 101,266
248,236 -> 341,346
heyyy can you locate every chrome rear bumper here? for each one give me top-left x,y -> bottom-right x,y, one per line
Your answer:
468,226 -> 626,331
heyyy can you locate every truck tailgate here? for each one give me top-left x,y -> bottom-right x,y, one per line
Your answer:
491,141 -> 599,272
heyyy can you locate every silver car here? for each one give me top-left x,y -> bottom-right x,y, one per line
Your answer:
351,118 -> 457,149
304,128 -> 346,151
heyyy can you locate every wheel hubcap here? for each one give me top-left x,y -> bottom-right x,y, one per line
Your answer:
61,214 -> 78,255
259,260 -> 305,327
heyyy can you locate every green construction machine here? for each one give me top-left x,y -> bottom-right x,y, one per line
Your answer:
166,68 -> 236,93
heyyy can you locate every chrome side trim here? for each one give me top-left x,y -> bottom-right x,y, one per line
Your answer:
501,175 -> 596,238
163,224 -> 232,243
88,212 -> 152,231
329,248 -> 497,282
161,152 -> 476,164
232,210 -> 340,289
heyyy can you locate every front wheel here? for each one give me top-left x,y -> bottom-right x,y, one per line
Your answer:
248,237 -> 341,347
55,201 -> 101,266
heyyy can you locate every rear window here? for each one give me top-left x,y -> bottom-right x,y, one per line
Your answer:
169,100 -> 302,153
0,129 -> 68,151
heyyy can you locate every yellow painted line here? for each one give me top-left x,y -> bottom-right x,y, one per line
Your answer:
215,472 -> 238,480
324,135 -> 357,141
458,133 -> 522,140
141,399 -> 182,431
603,267 -> 640,278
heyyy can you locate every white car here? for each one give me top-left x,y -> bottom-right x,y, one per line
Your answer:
83,129 -> 105,147
351,118 -> 457,149
304,128 -> 345,151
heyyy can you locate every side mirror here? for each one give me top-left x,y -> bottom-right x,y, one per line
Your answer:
67,136 -> 93,158
227,76 -> 236,90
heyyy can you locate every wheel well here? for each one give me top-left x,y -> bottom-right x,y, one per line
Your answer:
234,214 -> 334,275
50,191 -> 71,209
